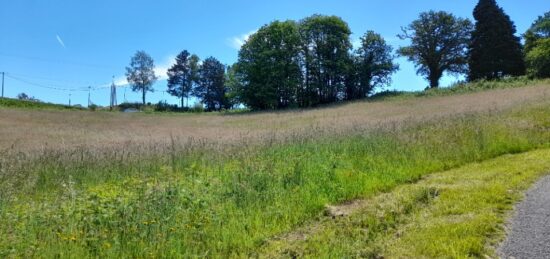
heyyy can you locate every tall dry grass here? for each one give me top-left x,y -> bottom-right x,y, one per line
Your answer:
0,83 -> 549,257
0,84 -> 548,152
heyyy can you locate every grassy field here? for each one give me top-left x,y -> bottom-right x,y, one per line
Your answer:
0,82 -> 549,257
262,149 -> 550,258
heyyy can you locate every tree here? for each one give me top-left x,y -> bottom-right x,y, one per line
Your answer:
526,38 -> 550,78
167,50 -> 200,108
398,11 -> 472,88
299,15 -> 353,106
524,11 -> 550,78
525,12 -> 550,53
194,57 -> 227,111
468,0 -> 525,81
126,51 -> 157,104
236,20 -> 302,110
347,31 -> 398,99
225,64 -> 243,108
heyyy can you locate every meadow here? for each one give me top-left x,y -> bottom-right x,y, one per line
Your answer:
1,81 -> 550,257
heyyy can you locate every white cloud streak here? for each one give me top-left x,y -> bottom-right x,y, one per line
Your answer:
227,30 -> 257,50
56,34 -> 66,48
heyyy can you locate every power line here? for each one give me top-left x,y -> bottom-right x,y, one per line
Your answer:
4,73 -> 123,92
5,74 -> 90,92
5,72 -> 97,86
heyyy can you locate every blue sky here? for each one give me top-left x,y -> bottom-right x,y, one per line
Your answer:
1,0 -> 547,106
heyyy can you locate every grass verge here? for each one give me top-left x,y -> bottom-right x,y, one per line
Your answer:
0,97 -> 82,110
261,149 -> 550,258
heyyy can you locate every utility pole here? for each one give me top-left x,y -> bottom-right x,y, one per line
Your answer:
88,86 -> 91,107
69,93 -> 71,106
1,72 -> 4,98
110,76 -> 117,110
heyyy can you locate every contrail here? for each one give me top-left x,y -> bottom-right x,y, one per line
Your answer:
56,34 -> 66,48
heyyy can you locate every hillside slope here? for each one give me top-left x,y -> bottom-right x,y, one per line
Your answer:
0,82 -> 549,257
0,83 -> 549,152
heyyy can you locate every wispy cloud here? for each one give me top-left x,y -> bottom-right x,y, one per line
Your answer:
227,30 -> 257,50
56,34 -> 66,48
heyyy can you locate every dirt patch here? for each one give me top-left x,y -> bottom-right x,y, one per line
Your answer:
325,199 -> 369,218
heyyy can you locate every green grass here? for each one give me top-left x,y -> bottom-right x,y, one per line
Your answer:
0,97 -> 82,110
371,77 -> 550,101
0,101 -> 549,257
261,149 -> 550,258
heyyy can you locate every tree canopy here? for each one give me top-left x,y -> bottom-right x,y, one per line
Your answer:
299,15 -> 353,106
525,11 -> 550,53
236,20 -> 302,110
194,57 -> 228,111
126,51 -> 157,104
167,50 -> 200,108
398,11 -> 472,88
126,6 -> 544,112
468,0 -> 525,81
233,14 -> 394,110
348,31 -> 399,99
525,11 -> 550,78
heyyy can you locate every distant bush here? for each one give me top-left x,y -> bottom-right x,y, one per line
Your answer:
370,90 -> 411,100
117,102 -> 144,111
16,93 -> 40,102
116,101 -> 205,113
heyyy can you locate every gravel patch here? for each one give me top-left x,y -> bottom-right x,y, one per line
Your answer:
499,175 -> 550,259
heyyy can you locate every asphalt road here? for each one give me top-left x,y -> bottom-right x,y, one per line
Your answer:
499,175 -> 550,259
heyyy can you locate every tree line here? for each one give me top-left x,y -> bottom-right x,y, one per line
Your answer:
125,0 -> 550,111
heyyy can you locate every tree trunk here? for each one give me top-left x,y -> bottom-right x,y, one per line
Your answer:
142,89 -> 146,105
429,77 -> 439,88
181,96 -> 184,108
429,69 -> 441,88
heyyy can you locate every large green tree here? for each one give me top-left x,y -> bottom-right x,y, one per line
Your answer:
236,20 -> 302,110
346,31 -> 398,99
299,15 -> 352,106
166,50 -> 200,108
194,57 -> 228,111
468,0 -> 525,81
398,11 -> 472,88
225,64 -> 243,109
126,51 -> 157,104
525,12 -> 550,53
525,11 -> 550,78
526,39 -> 550,78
